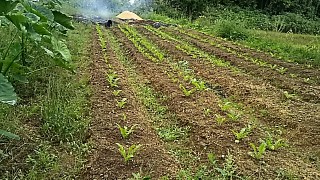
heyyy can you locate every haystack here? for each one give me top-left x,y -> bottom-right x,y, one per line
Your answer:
116,11 -> 143,21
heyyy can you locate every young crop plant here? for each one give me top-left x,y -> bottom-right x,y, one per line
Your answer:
226,110 -> 241,121
116,143 -> 142,163
117,98 -> 127,109
248,141 -> 267,160
215,114 -> 227,125
283,91 -> 297,100
208,152 -> 217,165
117,124 -> 137,139
276,67 -> 288,74
113,90 -> 122,96
219,101 -> 233,111
179,84 -> 195,97
264,133 -> 288,151
191,78 -> 207,91
204,108 -> 212,117
107,72 -> 120,88
232,124 -> 253,143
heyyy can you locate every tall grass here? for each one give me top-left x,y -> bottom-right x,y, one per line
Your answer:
0,23 -> 92,179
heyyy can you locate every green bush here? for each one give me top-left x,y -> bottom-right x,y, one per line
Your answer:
214,20 -> 249,40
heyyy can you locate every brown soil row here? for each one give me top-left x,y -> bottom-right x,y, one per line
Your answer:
163,28 -> 320,103
111,27 -> 273,177
186,29 -> 320,81
136,25 -> 320,179
82,29 -> 179,179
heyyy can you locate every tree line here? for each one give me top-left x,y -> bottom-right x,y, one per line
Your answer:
154,0 -> 320,20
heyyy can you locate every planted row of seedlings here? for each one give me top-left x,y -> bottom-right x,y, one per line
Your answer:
99,25 -> 142,164
136,25 -> 320,178
191,28 -> 320,74
114,25 -> 297,178
85,25 -> 178,179
180,28 -> 320,86
156,27 -> 320,103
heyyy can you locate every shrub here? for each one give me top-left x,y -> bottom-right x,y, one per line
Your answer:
214,20 -> 249,41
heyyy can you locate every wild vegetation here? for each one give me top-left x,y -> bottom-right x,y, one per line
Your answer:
1,0 -> 319,179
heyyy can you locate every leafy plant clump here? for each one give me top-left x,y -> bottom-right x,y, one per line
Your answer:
179,84 -> 195,97
264,133 -> 288,151
0,0 -> 74,105
117,124 -> 137,139
116,143 -> 142,163
232,124 -> 253,142
117,98 -> 127,109
214,20 -> 249,41
248,141 -> 267,160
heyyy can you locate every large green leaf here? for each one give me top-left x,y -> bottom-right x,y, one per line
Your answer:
0,129 -> 20,140
22,1 -> 54,21
32,22 -> 51,35
5,13 -> 28,30
0,0 -> 18,15
51,37 -> 71,62
52,10 -> 74,30
0,73 -> 17,105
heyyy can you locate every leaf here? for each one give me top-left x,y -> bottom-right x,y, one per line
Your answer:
51,37 -> 71,62
32,22 -> 51,35
5,13 -> 28,30
0,73 -> 17,105
24,12 -> 40,23
0,129 -> 20,140
52,10 -> 74,30
22,1 -> 54,21
0,0 -> 18,15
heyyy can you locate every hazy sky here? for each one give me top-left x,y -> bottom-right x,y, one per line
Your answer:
130,0 -> 135,4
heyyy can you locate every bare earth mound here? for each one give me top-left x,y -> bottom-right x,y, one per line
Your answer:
116,11 -> 143,20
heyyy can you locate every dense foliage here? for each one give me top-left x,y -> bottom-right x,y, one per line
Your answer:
154,0 -> 320,34
155,0 -> 320,19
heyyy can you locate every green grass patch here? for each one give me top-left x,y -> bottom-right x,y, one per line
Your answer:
0,23 -> 92,179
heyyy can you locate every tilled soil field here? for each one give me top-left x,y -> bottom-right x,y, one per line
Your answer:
83,24 -> 320,179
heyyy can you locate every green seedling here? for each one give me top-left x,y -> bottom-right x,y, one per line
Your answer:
183,75 -> 192,81
283,91 -> 296,100
290,73 -> 298,78
248,142 -> 267,160
117,98 -> 127,108
227,110 -> 241,121
276,67 -> 288,74
204,108 -> 212,116
219,101 -> 233,111
191,79 -> 207,91
122,113 -> 127,121
208,153 -> 217,165
264,133 -> 288,151
232,125 -> 253,142
117,124 -> 137,139
304,78 -> 311,83
130,172 -> 151,180
269,64 -> 278,70
215,154 -> 238,179
107,72 -> 120,87
179,84 -> 195,97
215,114 -> 227,125
116,143 -> 142,163
113,90 -> 122,96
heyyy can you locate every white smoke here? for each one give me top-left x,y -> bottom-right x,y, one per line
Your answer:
72,0 -> 153,19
